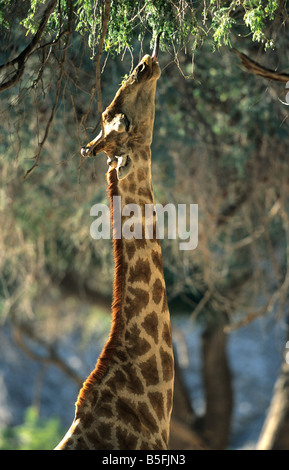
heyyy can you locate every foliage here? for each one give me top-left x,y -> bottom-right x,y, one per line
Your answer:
0,406 -> 63,450
0,1 -> 286,59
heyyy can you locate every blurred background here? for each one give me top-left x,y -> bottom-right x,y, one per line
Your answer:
1,0 -> 289,450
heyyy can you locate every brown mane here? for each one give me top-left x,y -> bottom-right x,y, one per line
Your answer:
76,168 -> 122,408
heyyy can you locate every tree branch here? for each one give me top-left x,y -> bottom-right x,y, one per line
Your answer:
233,49 -> 289,83
0,0 -> 58,93
81,0 -> 111,133
13,323 -> 83,386
24,0 -> 73,179
97,0 -> 111,134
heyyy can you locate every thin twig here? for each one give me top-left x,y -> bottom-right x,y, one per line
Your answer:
224,306 -> 268,333
13,324 -> 83,386
225,205 -> 289,333
24,0 -> 73,179
81,0 -> 111,133
33,30 -> 70,53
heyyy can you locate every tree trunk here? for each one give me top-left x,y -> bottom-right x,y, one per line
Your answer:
200,323 -> 233,449
256,325 -> 289,450
169,350 -> 207,450
171,352 -> 196,427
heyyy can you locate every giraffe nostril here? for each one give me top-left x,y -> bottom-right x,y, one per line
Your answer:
81,147 -> 88,157
81,147 -> 95,157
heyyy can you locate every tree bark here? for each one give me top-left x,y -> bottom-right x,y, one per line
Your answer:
169,354 -> 207,450
200,323 -> 233,449
171,353 -> 196,427
256,325 -> 289,450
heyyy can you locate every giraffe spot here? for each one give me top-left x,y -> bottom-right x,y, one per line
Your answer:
86,428 -> 114,450
120,179 -> 128,191
125,196 -> 135,206
139,439 -> 165,450
105,369 -> 126,394
152,278 -> 163,305
122,362 -> 145,395
137,402 -> 158,433
144,221 -> 153,240
166,389 -> 173,415
101,442 -> 115,450
160,348 -> 174,382
151,249 -> 163,274
138,169 -> 146,182
96,389 -> 115,418
116,397 -> 142,432
139,354 -> 159,386
128,144 -> 139,162
101,388 -> 115,404
114,347 -> 129,364
97,405 -> 114,420
123,261 -> 129,277
85,429 -> 101,447
125,241 -> 136,260
139,148 -> 150,161
129,182 -> 136,193
73,426 -> 82,436
128,257 -> 151,285
116,426 -> 138,449
161,429 -> 169,447
138,200 -> 147,215
124,287 -> 149,321
126,173 -> 135,184
140,441 -> 152,450
90,389 -> 99,406
98,422 -> 112,441
162,322 -> 172,348
148,391 -> 165,421
74,435 -> 89,450
154,439 -> 164,449
161,290 -> 168,313
134,237 -> 147,249
80,411 -> 94,429
125,324 -> 151,361
138,186 -> 153,199
125,322 -> 140,337
141,312 -> 158,344
134,337 -> 151,356
145,214 -> 158,241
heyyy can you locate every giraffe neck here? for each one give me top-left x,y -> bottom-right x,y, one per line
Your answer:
56,147 -> 174,450
111,146 -> 166,341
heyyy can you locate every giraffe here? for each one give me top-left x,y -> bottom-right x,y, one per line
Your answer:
55,33 -> 174,450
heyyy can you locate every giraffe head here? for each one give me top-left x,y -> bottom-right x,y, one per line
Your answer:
81,33 -> 162,180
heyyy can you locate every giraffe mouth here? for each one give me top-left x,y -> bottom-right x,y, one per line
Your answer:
108,154 -> 132,180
